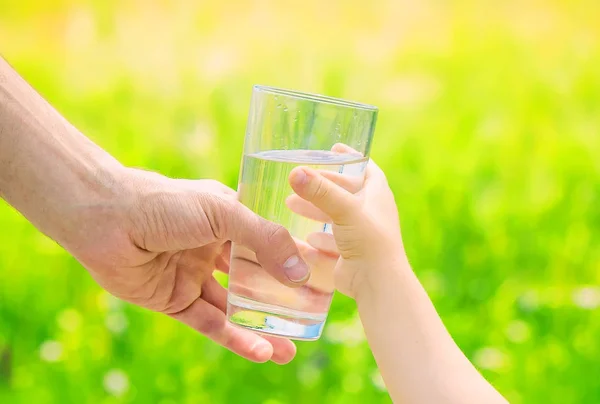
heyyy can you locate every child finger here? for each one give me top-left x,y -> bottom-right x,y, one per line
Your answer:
285,194 -> 332,223
306,232 -> 339,256
318,170 -> 364,194
289,167 -> 359,226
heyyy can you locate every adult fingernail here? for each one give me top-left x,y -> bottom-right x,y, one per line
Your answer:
283,255 -> 310,283
251,341 -> 272,362
290,168 -> 307,185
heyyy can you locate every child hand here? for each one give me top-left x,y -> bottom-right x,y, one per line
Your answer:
287,149 -> 406,299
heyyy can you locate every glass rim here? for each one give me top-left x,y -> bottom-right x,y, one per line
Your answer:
253,85 -> 378,112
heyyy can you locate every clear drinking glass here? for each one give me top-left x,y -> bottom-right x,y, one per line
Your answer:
226,85 -> 378,340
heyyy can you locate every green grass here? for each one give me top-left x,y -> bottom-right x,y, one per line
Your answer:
1,1 -> 600,403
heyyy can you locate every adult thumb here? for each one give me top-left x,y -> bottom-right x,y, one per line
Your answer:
209,196 -> 311,287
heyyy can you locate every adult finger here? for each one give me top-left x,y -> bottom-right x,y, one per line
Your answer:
215,255 -> 229,273
187,279 -> 297,365
209,198 -> 310,287
263,336 -> 297,365
288,167 -> 359,226
201,277 -> 228,312
296,238 -> 338,294
169,298 -> 276,363
215,241 -> 231,273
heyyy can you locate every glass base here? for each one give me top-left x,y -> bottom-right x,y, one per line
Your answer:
227,293 -> 326,340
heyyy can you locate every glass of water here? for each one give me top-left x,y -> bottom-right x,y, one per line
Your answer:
226,85 -> 378,340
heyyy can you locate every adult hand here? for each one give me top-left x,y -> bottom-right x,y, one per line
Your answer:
66,168 -> 310,364
1,56 -> 309,364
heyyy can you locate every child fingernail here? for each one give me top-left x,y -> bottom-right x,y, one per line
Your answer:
291,169 -> 307,185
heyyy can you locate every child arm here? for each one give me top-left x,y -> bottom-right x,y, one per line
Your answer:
289,162 -> 507,404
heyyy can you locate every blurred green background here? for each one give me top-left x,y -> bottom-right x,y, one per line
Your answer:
1,0 -> 599,403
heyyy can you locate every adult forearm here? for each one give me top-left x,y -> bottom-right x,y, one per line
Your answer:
0,57 -> 124,247
357,262 -> 506,404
